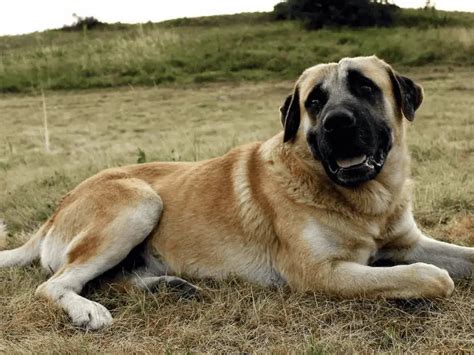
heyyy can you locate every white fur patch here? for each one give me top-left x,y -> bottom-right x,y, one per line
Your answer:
302,113 -> 312,135
40,226 -> 68,273
65,297 -> 113,329
302,218 -> 375,264
389,208 -> 416,237
37,271 -> 113,330
302,218 -> 337,261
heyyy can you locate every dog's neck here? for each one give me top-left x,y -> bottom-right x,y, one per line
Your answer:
262,132 -> 411,217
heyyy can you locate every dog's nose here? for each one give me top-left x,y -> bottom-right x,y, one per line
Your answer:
322,111 -> 356,133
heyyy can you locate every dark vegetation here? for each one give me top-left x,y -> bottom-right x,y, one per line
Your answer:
273,0 -> 399,29
61,14 -> 105,31
272,0 -> 473,29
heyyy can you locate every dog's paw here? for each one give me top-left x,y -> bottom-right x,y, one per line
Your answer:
68,300 -> 113,330
412,263 -> 455,298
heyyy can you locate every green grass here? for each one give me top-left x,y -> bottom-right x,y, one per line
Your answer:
396,7 -> 474,27
0,11 -> 473,93
0,67 -> 472,352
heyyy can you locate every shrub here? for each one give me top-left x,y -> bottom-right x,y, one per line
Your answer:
62,14 -> 105,31
272,0 -> 399,29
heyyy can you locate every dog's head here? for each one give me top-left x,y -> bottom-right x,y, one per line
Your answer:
280,56 -> 423,187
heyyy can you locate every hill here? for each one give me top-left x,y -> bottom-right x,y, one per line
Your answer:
0,10 -> 473,93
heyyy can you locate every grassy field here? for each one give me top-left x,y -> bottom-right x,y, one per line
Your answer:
0,64 -> 473,352
1,12 -> 474,93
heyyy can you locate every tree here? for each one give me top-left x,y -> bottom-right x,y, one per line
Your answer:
273,0 -> 399,29
424,0 -> 436,9
62,14 -> 104,31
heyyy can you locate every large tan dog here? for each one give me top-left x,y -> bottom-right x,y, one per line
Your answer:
1,56 -> 472,330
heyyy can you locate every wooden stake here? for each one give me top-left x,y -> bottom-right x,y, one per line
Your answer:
41,89 -> 51,153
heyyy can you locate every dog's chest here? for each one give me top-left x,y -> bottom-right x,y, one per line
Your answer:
301,217 -> 379,264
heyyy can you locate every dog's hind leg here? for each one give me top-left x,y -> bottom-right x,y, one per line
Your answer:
35,178 -> 163,330
129,272 -> 202,298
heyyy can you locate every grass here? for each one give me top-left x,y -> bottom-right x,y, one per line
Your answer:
0,66 -> 473,352
0,12 -> 474,93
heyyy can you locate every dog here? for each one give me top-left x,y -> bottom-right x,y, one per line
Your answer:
1,56 -> 472,330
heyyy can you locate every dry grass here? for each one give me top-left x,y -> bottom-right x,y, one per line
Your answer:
0,66 -> 473,352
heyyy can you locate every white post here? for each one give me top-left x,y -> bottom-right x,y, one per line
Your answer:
41,89 -> 51,153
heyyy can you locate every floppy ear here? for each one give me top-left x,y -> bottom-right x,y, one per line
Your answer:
279,94 -> 292,127
388,69 -> 424,121
281,87 -> 301,143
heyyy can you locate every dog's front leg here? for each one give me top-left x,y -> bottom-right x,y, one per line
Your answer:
377,210 -> 474,279
299,261 -> 455,299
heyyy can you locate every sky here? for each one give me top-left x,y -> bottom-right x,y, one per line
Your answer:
0,0 -> 472,36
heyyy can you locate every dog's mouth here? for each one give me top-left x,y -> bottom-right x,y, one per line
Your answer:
325,149 -> 387,187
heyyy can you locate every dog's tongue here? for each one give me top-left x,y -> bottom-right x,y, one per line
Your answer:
336,155 -> 367,168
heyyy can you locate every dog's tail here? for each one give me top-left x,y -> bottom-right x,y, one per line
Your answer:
0,220 -> 44,267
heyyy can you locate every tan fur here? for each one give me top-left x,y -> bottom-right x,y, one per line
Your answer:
1,56 -> 472,329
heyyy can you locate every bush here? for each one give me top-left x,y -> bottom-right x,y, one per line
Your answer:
62,15 -> 105,31
273,0 -> 399,29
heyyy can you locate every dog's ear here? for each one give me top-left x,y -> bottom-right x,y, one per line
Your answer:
279,94 -> 292,126
388,69 -> 424,121
281,87 -> 301,143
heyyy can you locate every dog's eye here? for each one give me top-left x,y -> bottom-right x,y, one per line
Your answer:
309,98 -> 321,107
360,85 -> 373,95
305,86 -> 327,111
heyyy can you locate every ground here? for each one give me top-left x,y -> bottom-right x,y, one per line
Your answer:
0,66 -> 472,352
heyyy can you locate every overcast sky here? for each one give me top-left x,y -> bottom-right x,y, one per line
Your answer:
0,0 -> 472,36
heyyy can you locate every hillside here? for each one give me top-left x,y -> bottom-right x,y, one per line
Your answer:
0,11 -> 473,93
